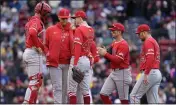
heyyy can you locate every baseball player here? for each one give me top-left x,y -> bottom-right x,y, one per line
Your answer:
45,8 -> 73,103
68,10 -> 99,104
97,23 -> 132,104
76,41 -> 99,104
70,19 -> 99,104
22,2 -> 51,104
130,24 -> 162,103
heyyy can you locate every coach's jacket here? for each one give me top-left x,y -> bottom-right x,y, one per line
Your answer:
45,22 -> 73,67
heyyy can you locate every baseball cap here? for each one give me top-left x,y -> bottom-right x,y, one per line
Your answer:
136,24 -> 150,34
71,10 -> 87,19
109,23 -> 125,32
58,8 -> 70,18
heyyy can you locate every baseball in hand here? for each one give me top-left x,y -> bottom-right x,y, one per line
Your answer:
97,47 -> 107,56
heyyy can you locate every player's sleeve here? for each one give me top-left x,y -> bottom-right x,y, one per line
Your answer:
44,27 -> 50,55
28,23 -> 40,47
91,41 -> 100,63
104,44 -> 128,64
73,29 -> 83,65
144,41 -> 155,75
29,22 -> 45,51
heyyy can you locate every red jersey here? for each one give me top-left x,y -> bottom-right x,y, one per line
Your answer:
104,39 -> 130,69
73,25 -> 95,65
25,16 -> 45,52
90,41 -> 100,64
139,37 -> 160,74
45,22 -> 73,67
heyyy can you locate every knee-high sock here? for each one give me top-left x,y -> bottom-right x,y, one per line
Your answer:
120,100 -> 129,104
100,94 -> 112,104
69,92 -> 77,104
84,94 -> 90,104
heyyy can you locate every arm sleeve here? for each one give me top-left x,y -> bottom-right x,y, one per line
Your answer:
28,28 -> 40,48
28,22 -> 45,50
73,29 -> 83,65
144,41 -> 155,75
104,44 -> 128,64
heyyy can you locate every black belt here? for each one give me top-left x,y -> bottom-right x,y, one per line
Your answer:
113,68 -> 128,71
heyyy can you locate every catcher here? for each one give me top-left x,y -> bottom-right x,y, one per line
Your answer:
22,2 -> 51,104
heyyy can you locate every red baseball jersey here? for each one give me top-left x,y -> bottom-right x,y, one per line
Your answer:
104,39 -> 130,69
90,41 -> 100,63
139,37 -> 160,74
73,26 -> 95,65
87,41 -> 100,65
25,16 -> 45,51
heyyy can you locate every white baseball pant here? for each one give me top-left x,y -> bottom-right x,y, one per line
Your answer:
100,68 -> 132,100
48,64 -> 69,104
68,56 -> 92,102
130,69 -> 162,103
23,48 -> 43,103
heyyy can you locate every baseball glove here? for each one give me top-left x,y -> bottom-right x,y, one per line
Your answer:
72,66 -> 84,83
106,46 -> 112,63
107,46 -> 113,54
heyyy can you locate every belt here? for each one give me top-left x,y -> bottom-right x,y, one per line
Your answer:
26,46 -> 43,54
141,68 -> 159,71
113,68 -> 127,71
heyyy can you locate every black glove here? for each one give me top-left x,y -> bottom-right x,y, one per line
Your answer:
72,66 -> 84,83
106,46 -> 113,63
107,46 -> 113,54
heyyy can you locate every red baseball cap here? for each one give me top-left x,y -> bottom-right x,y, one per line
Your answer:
58,8 -> 70,18
109,23 -> 125,32
71,10 -> 87,19
136,24 -> 150,34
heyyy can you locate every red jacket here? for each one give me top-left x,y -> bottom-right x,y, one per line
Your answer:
104,39 -> 130,69
139,37 -> 160,74
25,16 -> 45,52
45,22 -> 73,67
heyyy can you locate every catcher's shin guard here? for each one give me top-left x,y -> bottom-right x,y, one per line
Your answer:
24,73 -> 43,104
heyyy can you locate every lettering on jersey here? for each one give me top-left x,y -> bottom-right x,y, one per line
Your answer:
118,52 -> 124,57
31,23 -> 37,29
148,48 -> 154,52
61,33 -> 69,42
74,37 -> 80,41
74,37 -> 82,45
53,32 -> 58,34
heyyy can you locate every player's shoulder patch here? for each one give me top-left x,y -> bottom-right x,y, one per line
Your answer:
30,23 -> 38,29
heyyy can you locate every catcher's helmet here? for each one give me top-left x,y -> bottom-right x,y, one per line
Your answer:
35,1 -> 51,16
